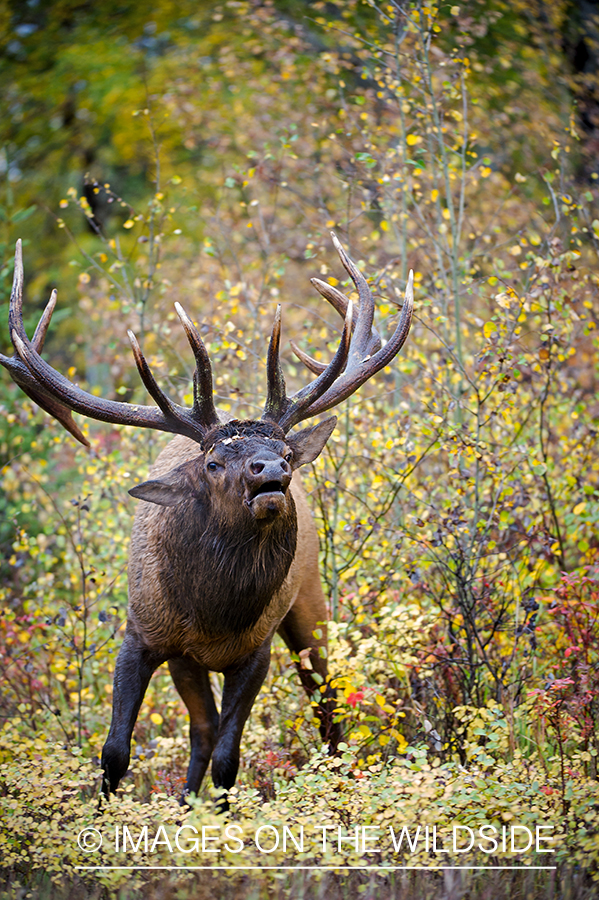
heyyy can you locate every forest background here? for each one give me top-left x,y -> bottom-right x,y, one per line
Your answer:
1,0 -> 599,898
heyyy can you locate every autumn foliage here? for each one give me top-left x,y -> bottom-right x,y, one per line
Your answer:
1,1 -> 599,897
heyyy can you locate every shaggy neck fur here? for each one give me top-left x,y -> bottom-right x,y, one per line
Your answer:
159,480 -> 298,637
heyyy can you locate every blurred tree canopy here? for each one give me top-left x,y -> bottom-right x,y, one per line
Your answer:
2,0 -> 599,311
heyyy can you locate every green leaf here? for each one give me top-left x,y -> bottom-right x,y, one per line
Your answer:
11,205 -> 36,224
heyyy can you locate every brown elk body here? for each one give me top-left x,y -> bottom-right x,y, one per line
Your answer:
1,235 -> 413,803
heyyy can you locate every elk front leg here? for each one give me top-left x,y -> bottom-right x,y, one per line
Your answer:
168,657 -> 219,796
210,640 -> 272,805
101,629 -> 164,796
278,583 -> 343,751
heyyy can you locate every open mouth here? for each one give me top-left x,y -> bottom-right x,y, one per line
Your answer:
249,480 -> 286,501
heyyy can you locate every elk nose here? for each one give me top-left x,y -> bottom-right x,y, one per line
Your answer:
249,458 -> 291,483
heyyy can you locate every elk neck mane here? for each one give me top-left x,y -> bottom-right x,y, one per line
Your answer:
161,494 -> 298,636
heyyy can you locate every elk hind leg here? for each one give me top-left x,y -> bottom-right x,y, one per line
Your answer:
168,656 -> 219,796
277,581 -> 342,751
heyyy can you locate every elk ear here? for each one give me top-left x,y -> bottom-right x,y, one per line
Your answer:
287,416 -> 337,468
128,459 -> 199,507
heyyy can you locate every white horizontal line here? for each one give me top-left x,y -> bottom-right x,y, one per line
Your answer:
75,865 -> 557,871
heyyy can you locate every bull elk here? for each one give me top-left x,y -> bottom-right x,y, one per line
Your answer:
1,235 -> 413,803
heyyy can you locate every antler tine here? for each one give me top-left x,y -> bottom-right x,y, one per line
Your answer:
174,302 -> 220,428
278,300 -> 353,432
330,232 -> 376,364
127,330 -> 177,417
309,277 -> 352,320
288,339 -> 325,376
31,289 -> 57,353
7,238 -> 25,345
384,269 -> 413,357
263,305 -> 290,423
1,243 -> 90,445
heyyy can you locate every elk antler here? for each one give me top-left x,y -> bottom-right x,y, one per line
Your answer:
1,235 -> 413,446
262,232 -> 413,432
0,240 -> 220,447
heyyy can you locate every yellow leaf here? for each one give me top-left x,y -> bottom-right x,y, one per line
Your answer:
573,502 -> 586,515
123,219 -> 135,229
150,713 -> 163,725
431,189 -> 439,202
406,134 -> 421,146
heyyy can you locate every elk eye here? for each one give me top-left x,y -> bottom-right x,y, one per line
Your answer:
284,451 -> 293,463
207,461 -> 219,472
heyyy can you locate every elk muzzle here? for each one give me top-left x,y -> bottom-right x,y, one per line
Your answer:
244,456 -> 292,520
